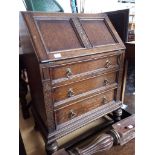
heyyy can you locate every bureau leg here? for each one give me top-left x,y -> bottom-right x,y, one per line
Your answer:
45,141 -> 59,155
113,108 -> 123,122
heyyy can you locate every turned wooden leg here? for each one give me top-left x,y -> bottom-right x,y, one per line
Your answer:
68,115 -> 135,155
45,141 -> 59,155
74,134 -> 114,155
113,108 -> 123,122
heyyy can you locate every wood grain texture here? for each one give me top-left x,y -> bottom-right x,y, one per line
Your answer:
75,134 -> 114,155
80,19 -> 116,47
51,54 -> 118,80
55,89 -> 115,125
19,12 -> 125,153
36,19 -> 83,52
53,71 -> 117,102
21,12 -> 125,62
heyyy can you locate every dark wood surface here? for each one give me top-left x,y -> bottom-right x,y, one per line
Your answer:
106,9 -> 129,43
67,115 -> 134,155
20,12 -> 125,62
19,12 -> 125,154
122,42 -> 135,104
19,54 -> 30,119
53,115 -> 135,155
53,140 -> 135,155
51,54 -> 118,80
53,71 -> 117,102
96,139 -> 135,155
55,89 -> 115,125
58,140 -> 134,155
125,42 -> 135,65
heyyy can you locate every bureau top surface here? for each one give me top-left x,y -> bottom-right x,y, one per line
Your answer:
20,12 -> 125,62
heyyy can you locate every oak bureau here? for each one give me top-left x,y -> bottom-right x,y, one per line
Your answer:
19,12 -> 125,154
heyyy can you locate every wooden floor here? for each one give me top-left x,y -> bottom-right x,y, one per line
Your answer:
20,110 -> 46,155
19,93 -> 135,155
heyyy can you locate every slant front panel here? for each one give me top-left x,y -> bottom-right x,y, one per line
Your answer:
36,19 -> 83,52
80,19 -> 117,46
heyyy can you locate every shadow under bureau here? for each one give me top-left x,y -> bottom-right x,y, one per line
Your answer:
19,12 -> 125,154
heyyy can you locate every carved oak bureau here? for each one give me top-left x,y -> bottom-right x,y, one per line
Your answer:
19,12 -> 125,154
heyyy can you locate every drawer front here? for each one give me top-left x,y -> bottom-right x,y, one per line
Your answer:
55,89 -> 115,125
51,55 -> 119,80
53,71 -> 117,102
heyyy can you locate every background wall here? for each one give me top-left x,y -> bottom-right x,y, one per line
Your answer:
19,0 -> 134,14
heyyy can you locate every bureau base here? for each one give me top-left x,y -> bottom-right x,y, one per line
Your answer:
31,101 -> 123,154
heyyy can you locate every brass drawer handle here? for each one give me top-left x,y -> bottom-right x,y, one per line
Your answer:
103,96 -> 108,104
66,68 -> 72,78
105,60 -> 112,68
68,88 -> 74,97
104,79 -> 109,86
68,110 -> 77,119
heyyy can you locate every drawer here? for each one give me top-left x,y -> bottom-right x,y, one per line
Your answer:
51,55 -> 119,80
54,89 -> 115,125
53,71 -> 117,102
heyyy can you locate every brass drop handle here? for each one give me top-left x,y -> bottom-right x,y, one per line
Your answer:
68,88 -> 74,97
68,110 -> 77,119
104,79 -> 109,86
105,60 -> 112,68
66,68 -> 72,78
103,96 -> 108,104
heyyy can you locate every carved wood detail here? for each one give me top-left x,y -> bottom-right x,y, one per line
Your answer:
20,12 -> 126,154
42,67 -> 50,80
43,80 -> 55,132
116,53 -> 125,101
75,134 -> 113,155
70,18 -> 92,48
47,101 -> 122,144
69,115 -> 135,155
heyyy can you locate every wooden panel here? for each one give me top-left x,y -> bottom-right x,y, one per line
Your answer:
80,19 -> 116,47
20,12 -> 126,152
21,12 -> 125,62
23,53 -> 47,126
51,55 -> 119,80
53,71 -> 117,102
55,89 -> 115,125
36,19 -> 83,52
106,9 -> 129,43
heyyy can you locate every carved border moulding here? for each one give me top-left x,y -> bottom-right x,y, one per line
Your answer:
42,67 -> 50,80
117,54 -> 121,67
43,80 -> 55,132
70,18 -> 92,49
47,101 -> 122,144
115,53 -> 124,102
